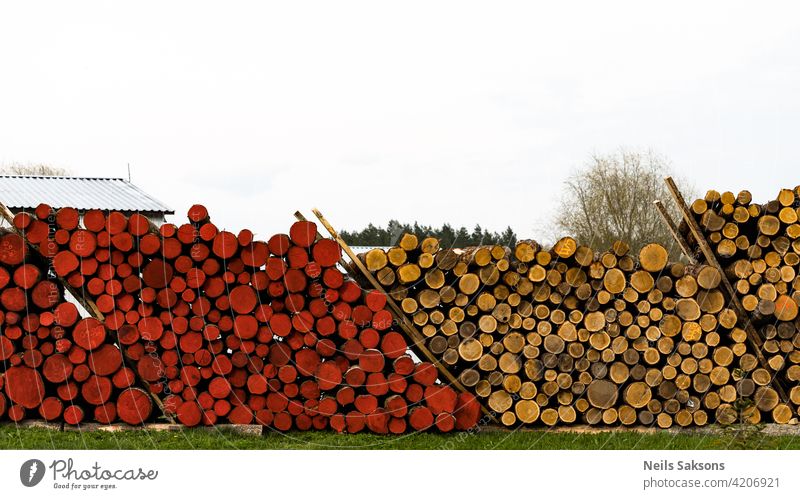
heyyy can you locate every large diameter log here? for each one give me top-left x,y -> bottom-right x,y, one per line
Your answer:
586,379 -> 618,409
454,393 -> 481,429
116,388 -> 153,425
623,382 -> 652,408
458,338 -> 483,362
4,366 -> 46,409
639,243 -> 668,273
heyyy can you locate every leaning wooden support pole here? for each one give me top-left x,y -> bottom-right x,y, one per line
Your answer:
0,201 -> 174,423
310,208 -> 495,421
654,200 -> 697,264
662,177 -> 789,402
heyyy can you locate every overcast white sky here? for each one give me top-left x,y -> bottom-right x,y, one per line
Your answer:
1,2 -> 799,241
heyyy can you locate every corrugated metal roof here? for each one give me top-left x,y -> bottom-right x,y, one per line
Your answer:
0,176 -> 173,213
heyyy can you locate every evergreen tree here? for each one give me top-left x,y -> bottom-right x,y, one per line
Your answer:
341,221 -> 518,247
500,226 -> 517,246
455,226 -> 471,246
470,224 -> 484,245
439,223 -> 456,248
386,220 -> 405,245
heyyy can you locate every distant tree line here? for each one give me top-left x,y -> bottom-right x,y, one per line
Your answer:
0,163 -> 70,176
341,220 -> 518,248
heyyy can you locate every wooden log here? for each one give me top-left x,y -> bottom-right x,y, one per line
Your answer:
587,379 -> 618,409
639,243 -> 668,273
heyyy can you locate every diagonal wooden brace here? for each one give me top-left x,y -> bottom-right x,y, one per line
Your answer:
662,177 -> 788,402
309,208 -> 495,421
653,200 -> 697,265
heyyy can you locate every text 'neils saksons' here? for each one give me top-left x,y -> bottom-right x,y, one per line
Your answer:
644,460 -> 725,471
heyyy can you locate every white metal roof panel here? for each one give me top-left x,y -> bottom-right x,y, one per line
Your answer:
0,176 -> 173,213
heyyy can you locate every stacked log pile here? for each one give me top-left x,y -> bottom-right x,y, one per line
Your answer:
357,234 -> 783,426
683,187 -> 800,422
9,189 -> 798,430
0,227 -> 151,425
7,205 -> 481,432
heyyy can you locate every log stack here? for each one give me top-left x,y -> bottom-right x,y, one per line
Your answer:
357,235 -> 776,427
0,227 -> 151,425
7,205 -> 481,432
683,187 -> 800,422
8,191 -> 797,430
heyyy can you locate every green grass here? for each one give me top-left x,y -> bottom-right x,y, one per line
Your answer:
1,424 -> 799,450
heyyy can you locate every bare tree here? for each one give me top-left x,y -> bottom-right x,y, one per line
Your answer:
554,149 -> 694,260
0,163 -> 71,176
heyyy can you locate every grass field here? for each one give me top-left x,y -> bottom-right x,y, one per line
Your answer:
1,424 -> 799,450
